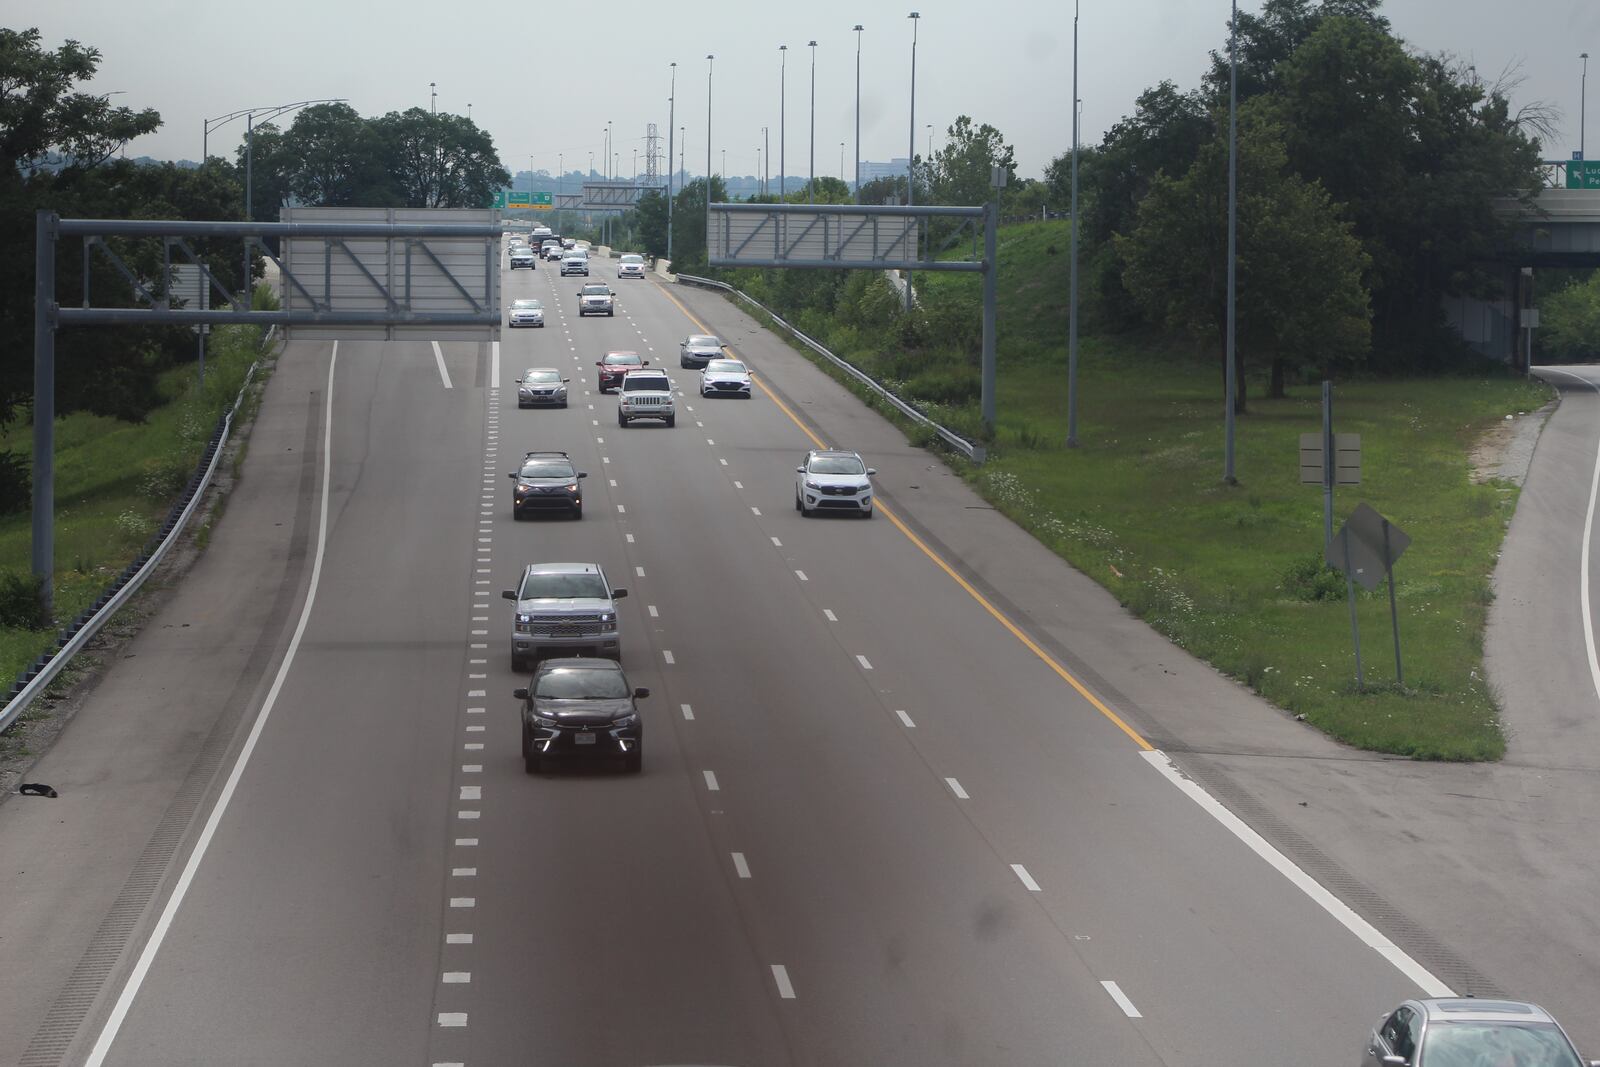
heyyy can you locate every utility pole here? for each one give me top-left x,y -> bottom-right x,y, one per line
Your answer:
668,62 -> 677,262
780,45 -> 788,202
854,25 -> 864,203
808,41 -> 817,204
905,11 -> 921,311
1067,0 -> 1081,447
707,54 -> 715,219
1224,0 -> 1240,484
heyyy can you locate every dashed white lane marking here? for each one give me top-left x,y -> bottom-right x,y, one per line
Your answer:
681,703 -> 695,720
452,867 -> 477,877
458,810 -> 480,820
752,507 -> 762,516
592,419 -> 599,426
771,537 -> 783,547
446,933 -> 473,945
733,480 -> 744,489
1138,748 -> 1454,995
795,570 -> 808,582
455,838 -> 477,846
1101,981 -> 1143,1018
719,458 -> 728,466
463,764 -> 481,773
435,1060 -> 464,1067
732,852 -> 751,879
855,655 -> 872,670
945,778 -> 970,799
1011,864 -> 1041,892
442,972 -> 471,984
635,565 -> 646,577
771,965 -> 796,999
603,456 -> 610,463
648,605 -> 660,617
467,689 -> 485,697
431,341 -> 453,389
706,438 -> 715,445
609,478 -> 618,487
459,786 -> 481,801
596,436 -> 605,444
703,770 -> 720,791
466,725 -> 485,733
437,1013 -> 468,1028
464,742 -> 484,751
449,897 -> 475,908
662,650 -> 675,664
824,609 -> 838,622
617,504 -> 627,514
625,533 -> 635,543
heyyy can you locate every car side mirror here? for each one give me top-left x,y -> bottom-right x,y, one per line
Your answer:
513,687 -> 529,700
506,471 -> 518,479
501,589 -> 517,600
595,361 -> 604,367
633,687 -> 650,699
515,378 -> 524,384
562,377 -> 570,383
796,466 -> 806,473
1379,1058 -> 1406,1067
577,472 -> 588,479
867,468 -> 878,476
611,588 -> 628,599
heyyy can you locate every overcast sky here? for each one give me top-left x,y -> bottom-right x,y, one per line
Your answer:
9,0 -> 1598,182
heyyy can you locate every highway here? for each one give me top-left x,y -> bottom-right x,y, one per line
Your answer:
18,248 -> 1438,1065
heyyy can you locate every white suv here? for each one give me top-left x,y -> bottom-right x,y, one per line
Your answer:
795,449 -> 876,518
560,250 -> 589,276
617,370 -> 675,427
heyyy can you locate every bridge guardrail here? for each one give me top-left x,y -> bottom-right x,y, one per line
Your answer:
0,327 -> 277,735
674,273 -> 985,464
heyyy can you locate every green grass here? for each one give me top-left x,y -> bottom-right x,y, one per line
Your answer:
0,322 -> 269,688
736,219 -> 1551,760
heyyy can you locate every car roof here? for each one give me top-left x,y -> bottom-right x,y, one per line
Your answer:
521,449 -> 569,458
535,656 -> 624,672
623,367 -> 668,376
521,368 -> 560,376
603,350 -> 641,359
512,298 -> 541,306
810,449 -> 863,459
686,335 -> 721,344
521,562 -> 604,576
1416,999 -> 1558,1024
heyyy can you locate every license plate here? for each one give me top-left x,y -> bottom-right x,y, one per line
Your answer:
574,732 -> 597,746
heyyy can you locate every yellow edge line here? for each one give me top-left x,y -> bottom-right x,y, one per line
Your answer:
654,278 -> 1153,751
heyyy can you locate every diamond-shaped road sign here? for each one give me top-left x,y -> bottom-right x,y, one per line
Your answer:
1325,502 -> 1410,591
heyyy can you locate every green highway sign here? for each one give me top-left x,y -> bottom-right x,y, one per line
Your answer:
492,190 -> 556,210
1566,161 -> 1600,189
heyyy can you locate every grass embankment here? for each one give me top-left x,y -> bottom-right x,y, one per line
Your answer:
0,322 -> 268,687
742,220 -> 1552,760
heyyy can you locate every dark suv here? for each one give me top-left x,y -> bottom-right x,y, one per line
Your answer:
507,451 -> 585,519
514,657 -> 647,774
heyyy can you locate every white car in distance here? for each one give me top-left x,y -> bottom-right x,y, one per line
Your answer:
509,246 -> 537,270
509,299 -> 545,328
699,358 -> 752,399
795,449 -> 876,518
617,253 -> 646,279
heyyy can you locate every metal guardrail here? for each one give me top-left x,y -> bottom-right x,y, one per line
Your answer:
674,273 -> 985,463
0,329 -> 275,735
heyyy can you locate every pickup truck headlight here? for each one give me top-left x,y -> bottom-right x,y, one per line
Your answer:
516,613 -> 532,623
598,612 -> 615,624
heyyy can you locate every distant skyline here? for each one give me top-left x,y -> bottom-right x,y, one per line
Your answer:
12,0 -> 1598,183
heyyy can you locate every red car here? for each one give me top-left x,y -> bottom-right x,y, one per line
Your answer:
596,351 -> 649,393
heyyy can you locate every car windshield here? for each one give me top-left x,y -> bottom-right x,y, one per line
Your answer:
519,573 -> 608,599
1420,1022 -> 1582,1067
523,369 -> 559,383
582,285 -> 610,295
518,461 -> 573,479
688,335 -> 720,347
809,454 -> 866,475
534,667 -> 630,700
511,248 -> 532,256
623,376 -> 669,392
513,300 -> 541,310
706,360 -> 746,374
621,255 -> 643,263
605,353 -> 642,366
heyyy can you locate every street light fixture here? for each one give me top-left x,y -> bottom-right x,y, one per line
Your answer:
707,54 -> 715,217
854,24 -> 864,203
808,41 -> 818,205
905,11 -> 921,311
668,61 -> 678,262
1225,0 -> 1240,484
1067,0 -> 1082,447
1583,52 -> 1591,163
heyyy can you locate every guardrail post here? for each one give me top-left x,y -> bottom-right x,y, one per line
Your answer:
32,210 -> 58,620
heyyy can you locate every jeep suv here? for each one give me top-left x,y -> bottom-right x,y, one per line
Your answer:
502,562 -> 628,670
617,370 -> 675,427
577,283 -> 615,317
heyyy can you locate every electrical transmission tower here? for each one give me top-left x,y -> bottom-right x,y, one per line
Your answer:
645,123 -> 662,186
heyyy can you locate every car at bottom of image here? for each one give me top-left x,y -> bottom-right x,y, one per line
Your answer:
1361,998 -> 1596,1067
595,350 -> 648,392
617,253 -> 646,279
502,561 -> 627,670
795,448 -> 877,518
514,368 -> 569,408
617,369 -> 675,427
699,358 -> 752,398
679,333 -> 724,368
508,245 -> 537,269
508,298 -> 545,328
577,283 -> 615,316
514,657 -> 647,775
507,450 -> 584,517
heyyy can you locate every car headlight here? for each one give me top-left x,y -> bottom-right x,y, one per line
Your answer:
858,483 -> 871,492
516,613 -> 532,623
598,612 -> 615,624
563,483 -> 578,492
610,712 -> 639,728
805,479 -> 822,490
531,714 -> 559,727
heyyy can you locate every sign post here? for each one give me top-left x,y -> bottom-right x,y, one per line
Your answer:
1325,503 -> 1411,688
1299,381 -> 1360,547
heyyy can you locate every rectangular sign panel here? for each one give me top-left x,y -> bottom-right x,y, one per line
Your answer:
710,207 -> 921,268
1567,161 -> 1600,189
1298,433 -> 1361,485
279,206 -> 500,341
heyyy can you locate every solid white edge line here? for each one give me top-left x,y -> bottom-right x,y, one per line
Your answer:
85,342 -> 342,1066
432,340 -> 453,389
1101,980 -> 1143,1019
771,964 -> 796,999
1138,748 -> 1454,996
490,339 -> 500,389
1532,368 -> 1600,707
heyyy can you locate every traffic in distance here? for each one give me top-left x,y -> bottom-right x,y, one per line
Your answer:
493,233 -> 1598,1064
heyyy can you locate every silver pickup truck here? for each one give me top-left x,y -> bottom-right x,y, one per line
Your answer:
502,562 -> 628,671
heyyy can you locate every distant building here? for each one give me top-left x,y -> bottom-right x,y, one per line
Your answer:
858,158 -> 911,184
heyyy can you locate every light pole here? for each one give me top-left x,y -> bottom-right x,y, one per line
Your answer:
763,126 -> 769,197
840,141 -> 845,183
926,123 -> 933,164
854,24 -> 864,202
607,121 -> 613,179
529,154 -> 535,193
905,11 -> 921,311
1224,0 -> 1239,484
588,151 -> 594,180
430,82 -> 436,115
1067,0 -> 1081,447
780,44 -> 788,201
808,40 -> 818,204
668,62 -> 677,262
1583,52 -> 1590,162
467,102 -> 472,121
706,54 -> 715,218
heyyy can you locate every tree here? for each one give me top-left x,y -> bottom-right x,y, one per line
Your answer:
1200,0 -> 1390,106
1118,104 -> 1371,412
1541,272 -> 1600,363
858,175 -> 909,205
374,108 -> 510,208
634,189 -> 669,258
280,103 -> 397,207
928,116 -> 1016,207
233,121 -> 291,224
